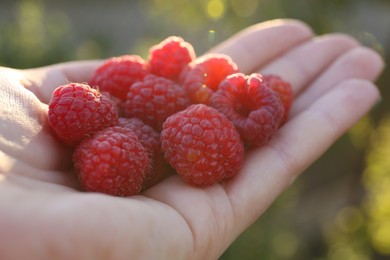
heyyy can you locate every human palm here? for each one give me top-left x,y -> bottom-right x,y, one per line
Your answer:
0,20 -> 383,260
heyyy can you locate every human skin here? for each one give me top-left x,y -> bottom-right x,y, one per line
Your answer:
0,19 -> 384,259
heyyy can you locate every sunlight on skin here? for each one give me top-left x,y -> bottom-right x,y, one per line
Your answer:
209,20 -> 314,73
0,69 -> 43,148
0,151 -> 15,173
0,19 -> 385,260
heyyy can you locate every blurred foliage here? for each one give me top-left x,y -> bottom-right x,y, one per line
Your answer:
0,0 -> 72,67
0,0 -> 389,259
363,116 -> 390,257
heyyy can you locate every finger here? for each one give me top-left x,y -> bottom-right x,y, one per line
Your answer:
291,47 -> 384,116
224,79 -> 380,232
260,34 -> 360,94
22,60 -> 102,104
0,151 -> 79,188
209,19 -> 314,73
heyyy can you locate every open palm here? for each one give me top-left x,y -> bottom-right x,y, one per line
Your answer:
0,20 -> 383,260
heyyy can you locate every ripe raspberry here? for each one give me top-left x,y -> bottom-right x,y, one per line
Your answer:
48,83 -> 119,146
124,74 -> 190,131
119,117 -> 160,153
161,104 -> 244,186
101,91 -> 125,117
73,126 -> 149,196
89,55 -> 148,100
118,117 -> 170,189
210,73 -> 284,147
180,54 -> 239,104
263,74 -> 293,124
149,36 -> 196,80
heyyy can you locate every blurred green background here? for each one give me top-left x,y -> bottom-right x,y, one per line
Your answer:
1,0 -> 389,259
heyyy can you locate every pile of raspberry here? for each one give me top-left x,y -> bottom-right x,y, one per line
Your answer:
47,36 -> 292,196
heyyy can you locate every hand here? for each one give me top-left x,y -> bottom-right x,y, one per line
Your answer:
0,19 -> 384,260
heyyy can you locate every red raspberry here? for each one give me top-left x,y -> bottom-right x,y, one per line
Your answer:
149,36 -> 196,80
119,117 -> 160,152
124,74 -> 190,131
89,55 -> 148,100
161,104 -> 244,186
101,91 -> 125,117
210,73 -> 284,147
118,117 -> 170,189
263,74 -> 293,124
180,54 -> 239,104
73,126 -> 149,196
48,83 -> 119,146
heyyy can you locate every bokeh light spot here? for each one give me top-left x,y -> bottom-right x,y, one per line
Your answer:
335,207 -> 364,234
371,223 -> 390,254
208,29 -> 216,44
206,0 -> 225,20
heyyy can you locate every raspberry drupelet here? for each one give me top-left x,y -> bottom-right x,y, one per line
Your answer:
73,126 -> 149,196
48,83 -> 118,147
148,36 -> 196,81
210,73 -> 284,147
263,74 -> 293,124
118,117 -> 171,189
124,74 -> 190,131
179,53 -> 239,104
161,104 -> 244,186
89,55 -> 148,101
